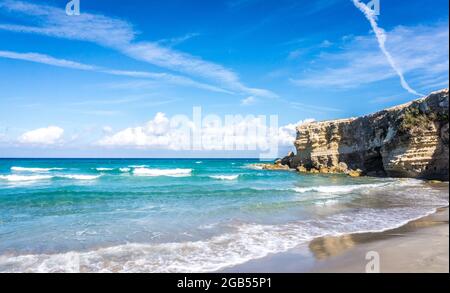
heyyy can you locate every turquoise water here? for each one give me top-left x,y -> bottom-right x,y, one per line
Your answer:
0,158 -> 448,272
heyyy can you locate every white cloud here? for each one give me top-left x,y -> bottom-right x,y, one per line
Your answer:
352,0 -> 422,96
98,113 -> 315,151
287,49 -> 303,60
157,32 -> 200,47
277,119 -> 316,146
319,40 -> 333,48
291,23 -> 449,92
0,50 -> 231,94
98,113 -> 178,149
241,96 -> 257,106
0,50 -> 97,70
102,126 -> 113,134
18,126 -> 64,145
0,0 -> 276,98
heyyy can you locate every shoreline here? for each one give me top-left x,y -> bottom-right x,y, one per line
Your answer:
223,207 -> 449,273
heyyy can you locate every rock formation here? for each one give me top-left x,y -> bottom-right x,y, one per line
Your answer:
287,89 -> 449,181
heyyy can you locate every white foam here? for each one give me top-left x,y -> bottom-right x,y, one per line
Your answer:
0,206 -> 444,273
210,175 -> 239,181
119,168 -> 131,173
95,168 -> 114,171
293,183 -> 390,194
129,165 -> 149,168
59,175 -> 101,180
11,167 -> 64,172
243,164 -> 263,170
0,174 -> 53,182
0,174 -> 101,182
133,168 -> 192,177
195,161 -> 203,164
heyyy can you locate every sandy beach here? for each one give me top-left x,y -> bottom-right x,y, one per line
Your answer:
224,208 -> 449,273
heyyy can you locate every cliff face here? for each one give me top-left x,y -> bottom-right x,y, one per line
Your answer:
292,89 -> 449,181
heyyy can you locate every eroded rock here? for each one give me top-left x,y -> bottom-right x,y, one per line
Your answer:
291,89 -> 449,181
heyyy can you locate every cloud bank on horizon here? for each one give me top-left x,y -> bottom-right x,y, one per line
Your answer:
0,0 -> 448,157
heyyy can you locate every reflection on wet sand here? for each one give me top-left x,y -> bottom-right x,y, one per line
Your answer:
309,207 -> 449,260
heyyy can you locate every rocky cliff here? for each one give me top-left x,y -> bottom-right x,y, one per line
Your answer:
288,89 -> 449,181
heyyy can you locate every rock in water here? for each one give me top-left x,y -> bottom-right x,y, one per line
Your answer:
291,89 -> 449,181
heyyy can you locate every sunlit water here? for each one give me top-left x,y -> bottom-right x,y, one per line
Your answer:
0,159 -> 448,272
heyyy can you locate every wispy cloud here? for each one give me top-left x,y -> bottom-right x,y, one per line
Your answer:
241,96 -> 257,106
157,32 -> 200,47
289,101 -> 342,114
0,50 -> 97,70
77,110 -> 122,117
0,0 -> 276,98
291,23 -> 449,93
0,50 -> 232,94
352,0 -> 423,96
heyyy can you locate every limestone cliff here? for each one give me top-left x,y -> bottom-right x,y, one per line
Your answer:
290,89 -> 449,181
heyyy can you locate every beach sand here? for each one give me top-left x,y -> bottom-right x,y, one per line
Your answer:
224,208 -> 449,273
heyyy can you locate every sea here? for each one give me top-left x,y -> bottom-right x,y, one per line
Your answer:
0,158 -> 448,272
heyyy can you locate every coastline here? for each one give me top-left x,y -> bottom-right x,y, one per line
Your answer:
223,207 -> 449,273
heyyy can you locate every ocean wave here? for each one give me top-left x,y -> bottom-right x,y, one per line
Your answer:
94,168 -> 114,172
209,175 -> 239,181
11,167 -> 64,172
59,175 -> 101,180
0,174 -> 101,182
292,182 -> 391,194
0,206 -> 443,273
133,168 -> 192,177
93,167 -> 131,173
242,164 -> 263,170
0,174 -> 53,182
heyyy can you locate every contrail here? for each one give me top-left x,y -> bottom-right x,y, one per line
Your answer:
352,0 -> 423,96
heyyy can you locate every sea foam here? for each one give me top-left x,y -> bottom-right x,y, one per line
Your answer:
209,175 -> 239,181
11,167 -> 64,172
292,183 -> 390,194
133,168 -> 192,177
0,206 -> 443,273
0,174 -> 54,182
59,175 -> 101,180
95,168 -> 114,172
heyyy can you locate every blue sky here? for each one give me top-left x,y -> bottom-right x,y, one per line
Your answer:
0,0 -> 448,158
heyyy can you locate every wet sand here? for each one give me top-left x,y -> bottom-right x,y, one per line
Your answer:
224,208 -> 449,273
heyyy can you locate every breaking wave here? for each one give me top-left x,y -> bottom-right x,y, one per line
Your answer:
133,168 -> 192,177
0,175 -> 53,182
292,183 -> 391,194
11,167 -> 64,172
59,175 -> 101,180
0,206 -> 443,273
0,174 -> 101,182
209,175 -> 240,181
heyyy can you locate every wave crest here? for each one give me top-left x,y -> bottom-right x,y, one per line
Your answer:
0,174 -> 53,182
133,168 -> 192,177
209,175 -> 239,181
293,183 -> 390,194
11,167 -> 64,172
